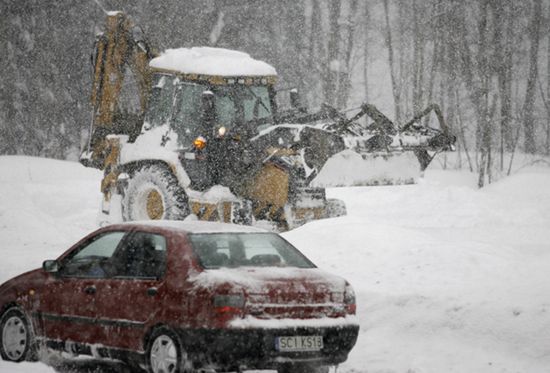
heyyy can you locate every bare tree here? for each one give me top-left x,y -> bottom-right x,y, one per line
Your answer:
323,1 -> 341,106
336,0 -> 359,109
382,0 -> 402,123
411,0 -> 426,114
363,2 -> 371,102
522,0 -> 542,154
546,2 -> 550,155
493,1 -> 514,170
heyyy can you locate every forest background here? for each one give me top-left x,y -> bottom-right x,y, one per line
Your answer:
1,0 -> 549,187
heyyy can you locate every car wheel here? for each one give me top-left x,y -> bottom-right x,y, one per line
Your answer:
0,307 -> 37,362
122,165 -> 190,221
146,328 -> 191,373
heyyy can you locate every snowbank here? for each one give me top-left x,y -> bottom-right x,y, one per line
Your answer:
285,167 -> 550,373
0,156 -> 102,283
1,155 -> 550,372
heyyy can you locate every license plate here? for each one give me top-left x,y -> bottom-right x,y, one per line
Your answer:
275,335 -> 323,352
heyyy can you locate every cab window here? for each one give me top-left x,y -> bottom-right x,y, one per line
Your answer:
145,74 -> 177,128
172,82 -> 207,145
213,85 -> 273,129
243,86 -> 272,121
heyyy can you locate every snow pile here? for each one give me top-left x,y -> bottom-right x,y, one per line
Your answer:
285,167 -> 550,373
150,47 -> 277,77
0,156 -> 102,284
1,156 -> 550,372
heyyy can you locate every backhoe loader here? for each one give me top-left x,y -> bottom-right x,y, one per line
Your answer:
82,12 -> 455,230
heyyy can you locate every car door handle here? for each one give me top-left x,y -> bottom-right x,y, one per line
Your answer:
84,286 -> 96,295
147,287 -> 158,297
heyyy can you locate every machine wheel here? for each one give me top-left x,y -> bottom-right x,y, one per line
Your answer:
122,165 -> 190,221
146,327 -> 192,373
0,307 -> 37,362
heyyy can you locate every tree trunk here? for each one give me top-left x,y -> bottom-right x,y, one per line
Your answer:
476,0 -> 491,188
412,0 -> 425,114
522,0 -> 542,154
323,0 -> 341,106
494,1 -> 514,169
382,0 -> 401,123
363,2 -> 370,102
336,0 -> 359,109
547,5 -> 550,156
456,89 -> 474,172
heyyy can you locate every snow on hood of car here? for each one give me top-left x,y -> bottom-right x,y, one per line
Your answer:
191,266 -> 347,293
229,315 -> 358,329
149,47 -> 277,77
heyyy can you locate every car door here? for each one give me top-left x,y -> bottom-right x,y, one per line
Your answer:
39,231 -> 127,346
93,230 -> 168,351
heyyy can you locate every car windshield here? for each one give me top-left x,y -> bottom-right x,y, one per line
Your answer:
189,233 -> 315,269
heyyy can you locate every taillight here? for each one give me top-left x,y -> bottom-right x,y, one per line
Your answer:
213,294 -> 245,320
344,284 -> 356,314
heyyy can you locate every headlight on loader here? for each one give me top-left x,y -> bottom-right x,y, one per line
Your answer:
193,136 -> 207,150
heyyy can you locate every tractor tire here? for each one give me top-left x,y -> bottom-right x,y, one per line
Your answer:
122,165 -> 190,221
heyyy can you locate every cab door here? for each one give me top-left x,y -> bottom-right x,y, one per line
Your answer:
39,231 -> 127,345
93,231 -> 168,351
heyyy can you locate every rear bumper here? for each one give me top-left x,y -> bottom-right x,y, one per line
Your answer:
177,323 -> 360,371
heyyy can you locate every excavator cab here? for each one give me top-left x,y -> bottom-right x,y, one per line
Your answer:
143,73 -> 276,149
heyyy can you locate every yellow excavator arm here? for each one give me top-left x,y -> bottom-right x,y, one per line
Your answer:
84,12 -> 156,168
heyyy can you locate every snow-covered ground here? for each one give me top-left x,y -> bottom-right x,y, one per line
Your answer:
1,155 -> 549,372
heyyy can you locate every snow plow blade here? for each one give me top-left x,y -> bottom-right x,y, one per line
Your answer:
313,150 -> 420,187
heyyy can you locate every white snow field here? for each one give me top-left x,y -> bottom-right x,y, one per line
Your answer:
1,155 -> 550,372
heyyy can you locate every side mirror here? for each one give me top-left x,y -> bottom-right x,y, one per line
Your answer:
201,91 -> 215,117
42,260 -> 59,273
289,88 -> 301,109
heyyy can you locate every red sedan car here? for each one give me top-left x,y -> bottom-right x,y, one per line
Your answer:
0,221 -> 359,373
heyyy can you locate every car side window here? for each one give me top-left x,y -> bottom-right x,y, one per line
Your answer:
112,232 -> 167,279
61,232 -> 126,278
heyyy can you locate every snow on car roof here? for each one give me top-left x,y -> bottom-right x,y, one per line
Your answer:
121,220 -> 267,234
149,47 -> 277,77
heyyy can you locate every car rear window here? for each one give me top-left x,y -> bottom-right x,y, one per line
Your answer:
188,233 -> 315,269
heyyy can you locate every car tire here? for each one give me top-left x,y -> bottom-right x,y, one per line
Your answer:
0,307 -> 37,362
146,327 -> 192,373
122,165 -> 190,221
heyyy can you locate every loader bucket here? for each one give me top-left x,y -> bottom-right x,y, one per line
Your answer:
312,149 -> 420,187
